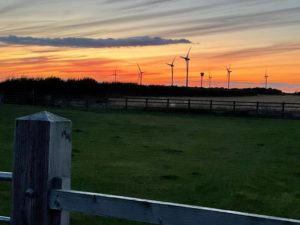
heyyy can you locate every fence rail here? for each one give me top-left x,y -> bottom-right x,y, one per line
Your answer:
0,172 -> 12,223
49,189 -> 300,225
107,97 -> 300,118
3,94 -> 300,119
0,172 -> 12,181
1,111 -> 300,225
0,216 -> 10,223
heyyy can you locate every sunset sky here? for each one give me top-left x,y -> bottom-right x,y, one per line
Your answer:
0,0 -> 300,92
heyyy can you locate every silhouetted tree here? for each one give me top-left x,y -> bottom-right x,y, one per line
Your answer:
0,77 -> 283,99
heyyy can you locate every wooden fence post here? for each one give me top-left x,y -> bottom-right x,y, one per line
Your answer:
145,98 -> 149,109
11,111 -> 72,225
125,98 -> 128,110
210,100 -> 213,113
233,101 -> 236,113
188,99 -> 191,110
85,98 -> 89,109
256,102 -> 260,115
282,102 -> 285,117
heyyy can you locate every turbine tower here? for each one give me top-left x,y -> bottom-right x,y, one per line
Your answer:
264,69 -> 269,89
113,67 -> 117,83
167,56 -> 176,86
181,47 -> 191,87
200,72 -> 205,88
208,73 -> 212,88
137,64 -> 144,86
226,65 -> 232,89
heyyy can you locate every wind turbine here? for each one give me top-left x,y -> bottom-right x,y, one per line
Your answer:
137,64 -> 144,86
226,65 -> 232,89
181,47 -> 191,87
167,56 -> 176,86
264,69 -> 269,89
208,73 -> 212,88
200,72 -> 205,88
113,67 -> 117,83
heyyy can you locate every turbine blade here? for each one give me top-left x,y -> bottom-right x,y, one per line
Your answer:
172,56 -> 176,64
227,65 -> 232,72
137,64 -> 142,73
187,47 -> 192,57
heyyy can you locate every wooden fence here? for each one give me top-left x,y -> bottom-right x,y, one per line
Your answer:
1,111 -> 300,225
3,93 -> 300,119
3,93 -> 300,118
107,97 -> 300,118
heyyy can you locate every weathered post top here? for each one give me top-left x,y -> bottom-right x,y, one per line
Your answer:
12,111 -> 72,225
17,111 -> 71,122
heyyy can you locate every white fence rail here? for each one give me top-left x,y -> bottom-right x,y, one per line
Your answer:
0,216 -> 10,223
0,172 -> 12,223
50,189 -> 300,225
0,172 -> 12,181
1,111 -> 300,225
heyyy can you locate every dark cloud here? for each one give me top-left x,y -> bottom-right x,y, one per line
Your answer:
0,35 -> 191,48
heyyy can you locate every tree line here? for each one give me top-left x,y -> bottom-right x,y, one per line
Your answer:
0,77 -> 283,98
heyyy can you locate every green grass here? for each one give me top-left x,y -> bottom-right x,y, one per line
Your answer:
1,104 -> 300,224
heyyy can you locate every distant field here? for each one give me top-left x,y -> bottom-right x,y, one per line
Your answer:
0,104 -> 300,225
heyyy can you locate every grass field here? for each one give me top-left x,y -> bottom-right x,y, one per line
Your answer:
0,104 -> 300,224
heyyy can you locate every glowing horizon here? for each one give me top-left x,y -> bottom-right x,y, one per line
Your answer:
0,0 -> 300,92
